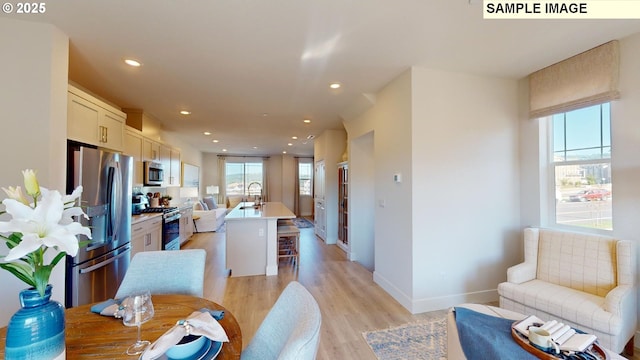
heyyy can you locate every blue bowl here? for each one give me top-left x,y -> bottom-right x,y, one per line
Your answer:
165,335 -> 206,359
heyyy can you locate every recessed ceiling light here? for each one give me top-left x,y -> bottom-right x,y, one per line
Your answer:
203,132 -> 211,136
124,59 -> 142,67
180,110 -> 191,115
329,82 -> 341,89
303,119 -> 311,124
222,149 -> 228,152
282,151 -> 287,154
262,113 -> 269,117
253,146 -> 258,149
287,143 -> 293,146
292,136 -> 298,140
212,139 -> 219,143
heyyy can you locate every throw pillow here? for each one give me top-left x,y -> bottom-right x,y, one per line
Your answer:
203,196 -> 217,209
198,200 -> 209,211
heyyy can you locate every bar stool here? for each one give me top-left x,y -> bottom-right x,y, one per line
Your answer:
277,224 -> 300,267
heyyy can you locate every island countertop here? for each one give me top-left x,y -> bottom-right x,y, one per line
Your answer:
225,202 -> 295,221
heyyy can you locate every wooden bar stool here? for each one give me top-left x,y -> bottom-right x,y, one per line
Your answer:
277,224 -> 300,267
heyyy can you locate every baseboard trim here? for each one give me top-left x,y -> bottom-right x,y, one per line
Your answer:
373,271 -> 413,312
411,289 -> 498,314
372,271 -> 499,315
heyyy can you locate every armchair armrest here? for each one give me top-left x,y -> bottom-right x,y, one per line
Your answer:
506,262 -> 536,284
604,285 -> 637,317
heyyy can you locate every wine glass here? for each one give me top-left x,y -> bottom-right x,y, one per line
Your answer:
122,291 -> 155,355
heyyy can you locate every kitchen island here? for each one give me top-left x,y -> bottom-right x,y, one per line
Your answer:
225,202 -> 295,276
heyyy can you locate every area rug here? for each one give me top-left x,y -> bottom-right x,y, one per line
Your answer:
363,315 -> 447,360
292,217 -> 314,228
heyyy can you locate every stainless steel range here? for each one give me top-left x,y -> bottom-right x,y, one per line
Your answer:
139,207 -> 181,250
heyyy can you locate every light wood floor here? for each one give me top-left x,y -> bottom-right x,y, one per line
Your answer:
183,227 -> 638,360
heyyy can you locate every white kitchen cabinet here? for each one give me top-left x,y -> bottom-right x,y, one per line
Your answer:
67,84 -> 125,151
124,129 -> 144,185
130,216 -> 162,259
179,207 -> 194,244
159,144 -> 181,186
170,148 -> 181,185
143,138 -> 161,162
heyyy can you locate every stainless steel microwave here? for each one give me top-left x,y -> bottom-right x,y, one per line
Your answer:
144,161 -> 164,186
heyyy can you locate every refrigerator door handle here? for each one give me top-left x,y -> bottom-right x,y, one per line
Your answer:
112,161 -> 123,241
79,247 -> 130,274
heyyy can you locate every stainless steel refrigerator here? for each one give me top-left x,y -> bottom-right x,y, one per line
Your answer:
65,141 -> 133,308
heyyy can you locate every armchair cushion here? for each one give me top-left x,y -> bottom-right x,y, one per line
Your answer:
498,227 -> 637,354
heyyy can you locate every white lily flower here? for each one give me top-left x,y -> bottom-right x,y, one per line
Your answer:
62,186 -> 83,209
0,189 -> 90,261
22,169 -> 40,198
2,186 -> 29,205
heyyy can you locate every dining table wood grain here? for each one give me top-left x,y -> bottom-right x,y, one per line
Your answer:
0,294 -> 242,359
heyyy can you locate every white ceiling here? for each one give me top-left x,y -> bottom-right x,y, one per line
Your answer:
4,1 -> 640,156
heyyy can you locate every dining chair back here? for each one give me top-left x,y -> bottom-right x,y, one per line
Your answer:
115,249 -> 206,299
241,281 -> 321,360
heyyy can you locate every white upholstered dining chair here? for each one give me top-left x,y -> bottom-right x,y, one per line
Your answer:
115,249 -> 206,299
241,281 -> 322,360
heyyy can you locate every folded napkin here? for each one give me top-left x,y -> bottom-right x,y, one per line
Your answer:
141,310 -> 229,360
90,298 -> 126,318
199,308 -> 224,321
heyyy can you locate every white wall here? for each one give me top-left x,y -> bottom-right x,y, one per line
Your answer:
410,67 -> 520,312
201,152 -> 221,203
349,132 -> 375,269
0,18 -> 69,326
344,67 -> 521,313
604,32 -> 640,343
344,69 -> 415,308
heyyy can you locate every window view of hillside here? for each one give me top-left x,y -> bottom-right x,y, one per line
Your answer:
226,162 -> 263,196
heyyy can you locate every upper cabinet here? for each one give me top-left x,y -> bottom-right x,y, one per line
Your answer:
67,84 -> 125,152
124,129 -> 144,185
143,138 -> 161,162
159,144 -> 181,186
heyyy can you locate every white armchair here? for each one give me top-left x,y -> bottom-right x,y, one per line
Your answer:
498,227 -> 637,354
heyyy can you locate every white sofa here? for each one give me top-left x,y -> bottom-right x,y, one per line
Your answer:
498,227 -> 637,354
193,196 -> 226,232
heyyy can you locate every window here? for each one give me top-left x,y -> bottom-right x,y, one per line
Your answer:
551,103 -> 612,230
299,162 -> 312,196
225,161 -> 263,196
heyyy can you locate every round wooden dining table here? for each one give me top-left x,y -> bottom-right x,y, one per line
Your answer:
0,294 -> 242,359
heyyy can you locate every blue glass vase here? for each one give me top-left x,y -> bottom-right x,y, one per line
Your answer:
5,284 -> 66,360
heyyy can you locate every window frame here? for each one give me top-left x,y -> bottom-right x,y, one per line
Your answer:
225,160 -> 264,197
298,162 -> 313,196
546,103 -> 613,235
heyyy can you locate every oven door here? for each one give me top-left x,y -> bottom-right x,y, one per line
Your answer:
163,212 -> 181,250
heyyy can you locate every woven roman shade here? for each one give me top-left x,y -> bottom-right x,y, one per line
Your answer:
529,40 -> 620,119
